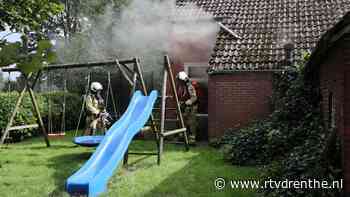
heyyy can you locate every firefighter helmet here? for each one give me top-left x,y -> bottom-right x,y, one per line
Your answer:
177,71 -> 189,81
90,82 -> 103,92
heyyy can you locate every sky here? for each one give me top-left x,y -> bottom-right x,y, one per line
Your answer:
0,30 -> 21,43
0,30 -> 22,81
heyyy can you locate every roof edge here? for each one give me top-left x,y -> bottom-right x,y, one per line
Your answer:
208,69 -> 286,75
305,12 -> 350,79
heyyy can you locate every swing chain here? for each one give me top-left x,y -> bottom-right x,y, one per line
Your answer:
61,68 -> 68,133
74,71 -> 91,137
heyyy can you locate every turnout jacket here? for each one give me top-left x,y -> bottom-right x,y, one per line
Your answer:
86,93 -> 104,115
177,80 -> 198,106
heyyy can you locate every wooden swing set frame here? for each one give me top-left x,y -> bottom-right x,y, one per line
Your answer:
0,55 -> 189,165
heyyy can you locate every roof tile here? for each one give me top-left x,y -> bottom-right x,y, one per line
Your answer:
177,0 -> 350,73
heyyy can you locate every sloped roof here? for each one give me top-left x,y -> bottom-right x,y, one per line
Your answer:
305,12 -> 350,79
177,0 -> 350,74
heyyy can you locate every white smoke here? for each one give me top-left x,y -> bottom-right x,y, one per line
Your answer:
56,0 -> 219,71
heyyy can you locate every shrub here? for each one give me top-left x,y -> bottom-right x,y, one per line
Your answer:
218,59 -> 342,196
219,121 -> 270,165
0,92 -> 46,141
260,136 -> 342,197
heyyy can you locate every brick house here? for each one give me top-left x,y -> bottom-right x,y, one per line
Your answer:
305,13 -> 350,196
173,0 -> 350,139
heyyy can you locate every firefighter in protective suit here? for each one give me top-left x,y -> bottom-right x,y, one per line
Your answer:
84,82 -> 105,136
176,71 -> 198,144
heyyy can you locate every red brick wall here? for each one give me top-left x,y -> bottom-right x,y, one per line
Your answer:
318,36 -> 350,195
345,72 -> 350,196
319,49 -> 345,136
208,72 -> 273,139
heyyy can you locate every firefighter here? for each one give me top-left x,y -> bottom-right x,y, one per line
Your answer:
84,82 -> 105,136
176,71 -> 198,144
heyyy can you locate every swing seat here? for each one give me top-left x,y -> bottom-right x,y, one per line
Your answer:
48,132 -> 66,138
73,135 -> 104,147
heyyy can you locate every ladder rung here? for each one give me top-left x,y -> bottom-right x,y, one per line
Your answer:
128,152 -> 158,155
161,128 -> 186,137
157,96 -> 173,99
154,118 -> 179,122
140,126 -> 152,132
167,141 -> 186,145
8,124 -> 39,131
153,108 -> 177,111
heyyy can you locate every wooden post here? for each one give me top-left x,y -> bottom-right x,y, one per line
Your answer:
0,86 -> 27,145
27,86 -> 50,147
115,59 -> 134,86
107,72 -> 118,119
131,72 -> 137,94
25,73 -> 50,147
123,151 -> 129,166
159,67 -> 168,160
123,62 -> 139,166
134,58 -> 159,134
134,58 -> 148,95
2,59 -> 137,73
164,55 -> 189,150
135,58 -> 161,164
1,72 -> 50,147
124,62 -> 140,165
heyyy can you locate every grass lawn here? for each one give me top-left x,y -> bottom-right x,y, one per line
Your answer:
0,133 -> 259,197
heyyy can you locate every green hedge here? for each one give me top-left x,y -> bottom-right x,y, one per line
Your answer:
0,92 -> 45,140
0,91 -> 82,141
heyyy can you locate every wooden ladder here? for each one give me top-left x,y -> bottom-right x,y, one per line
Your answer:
156,55 -> 189,163
121,55 -> 189,166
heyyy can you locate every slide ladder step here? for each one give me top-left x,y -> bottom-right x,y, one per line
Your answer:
140,126 -> 152,132
157,95 -> 173,99
161,128 -> 186,137
153,118 -> 179,122
153,107 -> 177,111
128,152 -> 158,155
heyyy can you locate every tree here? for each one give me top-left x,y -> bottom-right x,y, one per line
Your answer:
47,0 -> 130,92
0,34 -> 57,74
0,0 -> 64,73
0,0 -> 63,32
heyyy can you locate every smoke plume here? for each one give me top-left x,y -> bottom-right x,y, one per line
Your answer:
56,0 -> 219,71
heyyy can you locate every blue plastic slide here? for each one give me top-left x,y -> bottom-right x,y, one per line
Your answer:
66,90 -> 158,197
